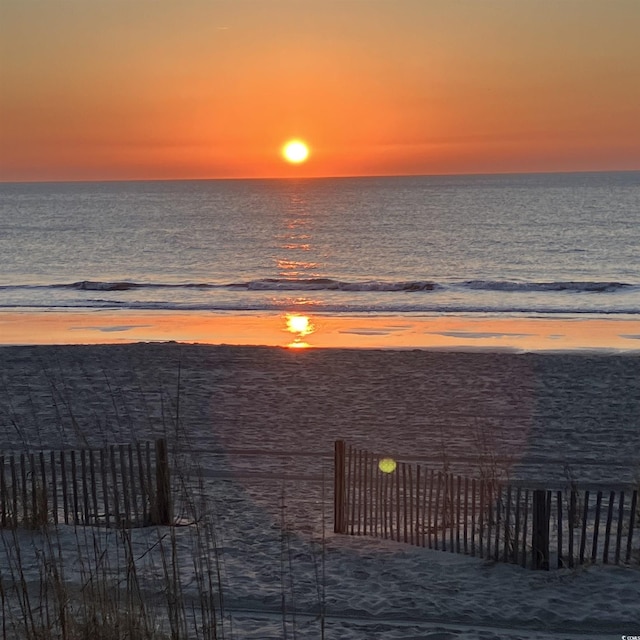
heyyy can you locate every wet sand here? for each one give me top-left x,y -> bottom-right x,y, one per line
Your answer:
1,309 -> 640,351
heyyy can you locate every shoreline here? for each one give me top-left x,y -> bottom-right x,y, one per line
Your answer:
1,309 -> 639,352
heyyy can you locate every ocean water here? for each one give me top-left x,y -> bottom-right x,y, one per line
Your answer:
1,171 -> 639,318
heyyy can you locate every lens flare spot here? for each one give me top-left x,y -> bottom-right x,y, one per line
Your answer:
378,457 -> 397,473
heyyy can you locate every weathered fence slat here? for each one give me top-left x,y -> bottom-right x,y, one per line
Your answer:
119,445 -> 131,526
375,457 -> 381,537
387,460 -> 394,541
20,454 -> 28,525
420,467 -> 428,547
414,465 -> 420,546
463,476 -> 469,555
39,452 -> 47,523
38,451 -> 49,524
521,490 -> 529,569
0,456 -> 7,528
439,473 -> 445,551
556,490 -> 563,568
436,473 -> 442,551
427,470 -> 434,549
486,482 -> 493,561
11,456 -> 18,527
136,443 -> 148,525
471,478 -> 477,557
402,462 -> 408,543
456,475 -> 462,554
29,453 -> 37,526
494,485 -> 501,563
478,479 -> 485,559
513,487 -> 521,565
81,449 -> 89,524
109,445 -> 121,527
348,445 -> 355,535
448,473 -> 454,552
100,448 -> 110,527
357,449 -> 364,536
626,490 -> 638,563
71,450 -> 80,523
383,467 -> 390,539
89,450 -> 98,525
568,490 -> 576,569
592,491 -> 603,564
145,442 -> 153,524
395,462 -> 401,543
50,451 -> 58,525
504,485 -> 512,563
579,490 -> 590,564
359,449 -> 365,535
615,492 -> 625,565
60,451 -> 69,524
603,491 -> 615,564
333,440 -> 346,534
370,451 -> 376,536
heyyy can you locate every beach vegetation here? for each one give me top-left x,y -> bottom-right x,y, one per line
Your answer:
0,362 -> 334,640
1,345 -> 638,638
0,368 -> 225,639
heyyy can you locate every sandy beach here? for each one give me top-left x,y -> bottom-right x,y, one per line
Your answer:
1,343 -> 639,638
2,343 -> 639,482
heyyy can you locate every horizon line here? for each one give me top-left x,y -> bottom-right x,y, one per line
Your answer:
2,167 -> 639,186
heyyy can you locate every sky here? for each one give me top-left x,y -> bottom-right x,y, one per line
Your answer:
1,0 -> 639,182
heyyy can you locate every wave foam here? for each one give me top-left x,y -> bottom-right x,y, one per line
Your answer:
57,278 -> 635,294
461,280 -> 631,293
71,281 -> 142,291
2,277 -> 625,295
234,278 -> 439,292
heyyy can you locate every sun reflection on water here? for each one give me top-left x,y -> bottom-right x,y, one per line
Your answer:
285,314 -> 315,348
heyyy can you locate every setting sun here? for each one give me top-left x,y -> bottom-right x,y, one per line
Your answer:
282,140 -> 310,164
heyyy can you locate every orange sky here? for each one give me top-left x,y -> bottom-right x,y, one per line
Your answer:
1,0 -> 639,182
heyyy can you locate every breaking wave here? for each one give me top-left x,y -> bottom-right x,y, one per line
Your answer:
35,278 -> 633,294
461,280 -> 631,293
0,278 -> 635,295
0,278 -> 638,316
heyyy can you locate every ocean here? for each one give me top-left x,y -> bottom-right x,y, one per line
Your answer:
1,171 -> 639,319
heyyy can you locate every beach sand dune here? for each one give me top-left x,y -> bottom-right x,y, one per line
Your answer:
1,344 -> 639,638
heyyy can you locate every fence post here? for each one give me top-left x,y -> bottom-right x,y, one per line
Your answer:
334,440 -> 346,533
532,489 -> 550,570
153,438 -> 171,525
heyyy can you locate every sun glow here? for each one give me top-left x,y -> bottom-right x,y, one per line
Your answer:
282,140 -> 310,164
285,313 -> 315,348
286,315 -> 310,334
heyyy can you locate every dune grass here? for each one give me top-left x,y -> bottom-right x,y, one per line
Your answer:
0,360 -> 330,640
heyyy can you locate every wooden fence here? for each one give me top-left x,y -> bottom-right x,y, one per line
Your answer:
0,438 -> 171,529
334,440 -> 638,569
